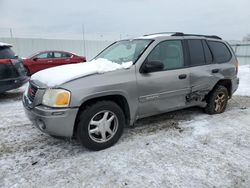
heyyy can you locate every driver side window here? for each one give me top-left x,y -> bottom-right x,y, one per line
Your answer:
36,52 -> 54,59
36,53 -> 48,59
147,40 -> 184,70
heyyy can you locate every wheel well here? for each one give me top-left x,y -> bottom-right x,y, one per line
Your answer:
213,79 -> 232,97
73,95 -> 130,138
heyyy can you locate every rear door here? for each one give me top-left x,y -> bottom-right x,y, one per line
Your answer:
62,52 -> 74,63
136,40 -> 191,118
186,39 -> 234,94
185,39 -> 214,93
53,52 -> 71,66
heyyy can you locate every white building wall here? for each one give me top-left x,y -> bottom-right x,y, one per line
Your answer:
0,38 -> 114,60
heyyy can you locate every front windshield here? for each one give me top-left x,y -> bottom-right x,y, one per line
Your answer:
94,39 -> 152,64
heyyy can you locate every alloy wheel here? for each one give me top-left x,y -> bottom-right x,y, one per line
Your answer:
88,110 -> 118,143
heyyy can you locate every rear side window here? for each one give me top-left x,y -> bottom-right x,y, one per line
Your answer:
207,41 -> 232,63
187,40 -> 205,66
54,52 -> 63,58
0,47 -> 15,59
62,53 -> 71,58
202,40 -> 213,63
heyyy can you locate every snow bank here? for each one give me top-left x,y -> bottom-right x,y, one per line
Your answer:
31,58 -> 133,87
235,65 -> 250,96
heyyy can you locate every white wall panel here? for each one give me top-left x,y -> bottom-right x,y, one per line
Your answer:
0,38 -> 114,60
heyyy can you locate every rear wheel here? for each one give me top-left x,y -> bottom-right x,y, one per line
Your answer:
204,85 -> 229,114
77,101 -> 125,151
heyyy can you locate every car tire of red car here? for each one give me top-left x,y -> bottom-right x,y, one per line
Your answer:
77,100 -> 125,151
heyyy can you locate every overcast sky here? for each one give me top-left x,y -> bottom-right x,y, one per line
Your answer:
0,0 -> 249,40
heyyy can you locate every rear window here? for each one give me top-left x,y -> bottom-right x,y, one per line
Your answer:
187,40 -> 205,66
0,47 -> 15,59
207,41 -> 232,63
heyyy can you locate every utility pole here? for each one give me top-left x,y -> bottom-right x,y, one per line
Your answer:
82,24 -> 86,57
10,28 -> 13,38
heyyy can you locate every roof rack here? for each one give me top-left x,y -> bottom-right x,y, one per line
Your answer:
172,32 -> 222,40
143,32 -> 183,36
143,32 -> 222,40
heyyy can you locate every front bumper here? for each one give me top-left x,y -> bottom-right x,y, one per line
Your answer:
0,76 -> 29,93
23,95 -> 78,137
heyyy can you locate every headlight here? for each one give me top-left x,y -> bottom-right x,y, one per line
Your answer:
42,89 -> 71,107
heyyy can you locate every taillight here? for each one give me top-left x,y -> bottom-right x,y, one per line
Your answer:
0,59 -> 12,64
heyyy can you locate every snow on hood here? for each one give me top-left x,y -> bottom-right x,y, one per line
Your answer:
31,58 -> 133,87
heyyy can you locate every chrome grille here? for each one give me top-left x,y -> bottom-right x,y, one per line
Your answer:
27,84 -> 38,102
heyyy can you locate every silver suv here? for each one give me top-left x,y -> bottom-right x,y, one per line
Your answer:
23,32 -> 239,150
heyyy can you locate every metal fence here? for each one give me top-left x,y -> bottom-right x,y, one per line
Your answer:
229,41 -> 250,65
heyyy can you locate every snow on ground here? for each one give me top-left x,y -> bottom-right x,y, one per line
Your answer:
0,66 -> 250,187
235,65 -> 250,96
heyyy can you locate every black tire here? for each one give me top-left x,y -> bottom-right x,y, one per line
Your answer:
77,100 -> 125,151
204,85 -> 229,115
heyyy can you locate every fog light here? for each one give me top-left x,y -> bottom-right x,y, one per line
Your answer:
37,119 -> 46,130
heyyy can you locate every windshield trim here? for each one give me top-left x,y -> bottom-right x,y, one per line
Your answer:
92,39 -> 154,64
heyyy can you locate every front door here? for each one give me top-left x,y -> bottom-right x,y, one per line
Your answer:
30,52 -> 55,73
136,40 -> 190,118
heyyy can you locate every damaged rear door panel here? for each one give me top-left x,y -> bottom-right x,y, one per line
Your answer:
188,65 -> 222,98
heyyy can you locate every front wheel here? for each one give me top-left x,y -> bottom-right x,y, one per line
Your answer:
204,85 -> 229,114
77,101 -> 125,151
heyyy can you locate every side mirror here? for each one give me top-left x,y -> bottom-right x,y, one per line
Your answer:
141,60 -> 164,73
33,57 -> 38,61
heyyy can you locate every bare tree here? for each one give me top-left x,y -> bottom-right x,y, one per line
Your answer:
243,33 -> 250,41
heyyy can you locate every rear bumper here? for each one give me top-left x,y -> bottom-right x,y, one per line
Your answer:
23,94 -> 78,137
0,76 -> 29,93
232,76 -> 239,95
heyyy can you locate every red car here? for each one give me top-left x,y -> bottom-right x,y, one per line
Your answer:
24,50 -> 86,75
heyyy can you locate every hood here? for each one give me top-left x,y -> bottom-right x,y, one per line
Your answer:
31,58 -> 133,87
